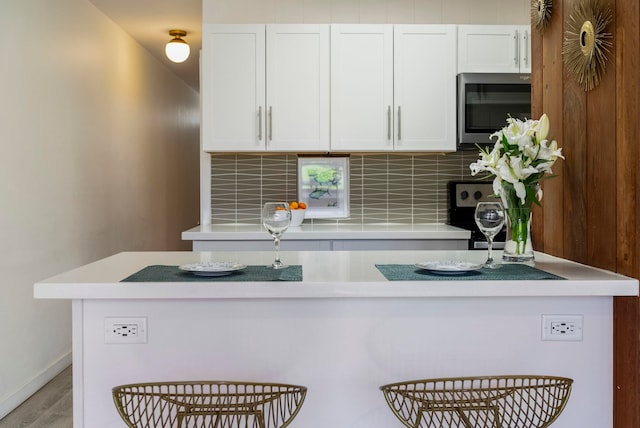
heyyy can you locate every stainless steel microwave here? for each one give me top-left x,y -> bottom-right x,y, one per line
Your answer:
457,73 -> 531,149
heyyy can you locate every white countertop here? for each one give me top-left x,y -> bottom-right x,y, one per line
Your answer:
34,250 -> 638,299
182,223 -> 470,241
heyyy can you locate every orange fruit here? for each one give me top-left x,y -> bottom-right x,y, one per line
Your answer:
298,202 -> 307,209
290,201 -> 299,209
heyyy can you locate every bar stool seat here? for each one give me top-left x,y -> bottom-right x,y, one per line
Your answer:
380,375 -> 572,428
112,381 -> 307,428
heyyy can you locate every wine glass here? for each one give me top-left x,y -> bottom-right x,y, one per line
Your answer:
262,202 -> 291,269
474,202 -> 505,269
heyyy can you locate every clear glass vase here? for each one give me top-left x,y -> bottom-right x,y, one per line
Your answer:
500,183 -> 535,263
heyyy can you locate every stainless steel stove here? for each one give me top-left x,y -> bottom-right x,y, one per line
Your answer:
447,181 -> 505,250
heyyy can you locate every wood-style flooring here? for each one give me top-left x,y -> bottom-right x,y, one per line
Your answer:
0,366 -> 72,428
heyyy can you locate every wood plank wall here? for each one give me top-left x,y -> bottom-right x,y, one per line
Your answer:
531,0 -> 639,427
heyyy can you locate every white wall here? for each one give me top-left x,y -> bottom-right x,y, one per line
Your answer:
0,0 -> 200,418
203,0 -> 529,24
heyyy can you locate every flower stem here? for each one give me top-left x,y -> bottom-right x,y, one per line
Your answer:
501,182 -> 533,257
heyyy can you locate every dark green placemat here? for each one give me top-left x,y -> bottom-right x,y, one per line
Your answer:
122,265 -> 302,282
375,263 -> 565,281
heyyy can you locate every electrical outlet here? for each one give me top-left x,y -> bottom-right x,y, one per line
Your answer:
105,317 -> 147,344
541,315 -> 583,341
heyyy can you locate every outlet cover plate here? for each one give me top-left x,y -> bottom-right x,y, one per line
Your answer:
541,314 -> 583,341
104,317 -> 148,344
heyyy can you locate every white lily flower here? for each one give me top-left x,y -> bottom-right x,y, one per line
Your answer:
500,154 -> 538,178
470,114 -> 563,206
492,176 -> 503,196
536,114 -> 550,140
470,144 -> 502,176
522,139 -> 539,162
547,139 -> 564,160
497,167 -> 528,204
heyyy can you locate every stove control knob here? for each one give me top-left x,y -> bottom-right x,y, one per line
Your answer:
474,191 -> 483,200
460,191 -> 469,200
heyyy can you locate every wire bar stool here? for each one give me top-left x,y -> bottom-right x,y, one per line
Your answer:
380,375 -> 573,428
112,381 -> 307,428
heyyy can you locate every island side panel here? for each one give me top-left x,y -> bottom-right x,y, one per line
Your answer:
72,300 -> 85,428
79,296 -> 612,428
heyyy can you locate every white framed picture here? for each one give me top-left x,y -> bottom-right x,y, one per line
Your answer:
297,157 -> 350,219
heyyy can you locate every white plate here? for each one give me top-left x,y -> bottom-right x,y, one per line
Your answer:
179,262 -> 246,277
415,261 -> 483,274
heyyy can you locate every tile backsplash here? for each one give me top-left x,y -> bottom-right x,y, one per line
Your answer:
210,152 -> 480,225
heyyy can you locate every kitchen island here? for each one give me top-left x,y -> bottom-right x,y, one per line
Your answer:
34,250 -> 638,428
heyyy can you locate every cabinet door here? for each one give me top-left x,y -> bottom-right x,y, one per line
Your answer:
394,25 -> 457,152
330,25 -> 393,152
202,25 -> 266,152
266,25 -> 330,152
518,25 -> 531,73
457,25 -> 520,73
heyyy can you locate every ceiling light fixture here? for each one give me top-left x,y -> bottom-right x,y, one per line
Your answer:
165,29 -> 190,63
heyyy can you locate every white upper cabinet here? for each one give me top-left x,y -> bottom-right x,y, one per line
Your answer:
519,26 -> 531,73
202,24 -> 329,152
457,25 -> 531,74
393,25 -> 457,152
202,23 -> 527,153
202,25 -> 265,151
331,24 -> 457,152
331,25 -> 394,151
266,25 -> 330,152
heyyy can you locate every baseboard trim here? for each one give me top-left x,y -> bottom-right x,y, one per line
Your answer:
0,352 -> 72,420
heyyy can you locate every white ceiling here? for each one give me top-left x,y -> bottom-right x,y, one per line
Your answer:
88,0 -> 202,92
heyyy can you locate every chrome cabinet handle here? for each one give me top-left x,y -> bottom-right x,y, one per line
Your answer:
268,106 -> 273,142
514,29 -> 519,67
258,106 -> 263,141
387,106 -> 391,141
523,29 -> 529,67
397,106 -> 401,140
